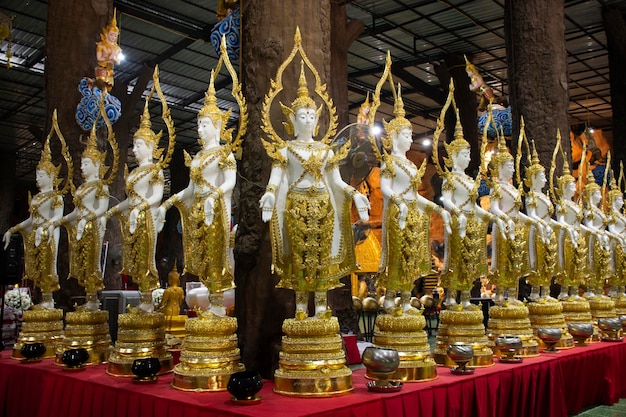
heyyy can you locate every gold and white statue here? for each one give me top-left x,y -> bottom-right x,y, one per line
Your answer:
607,163 -> 626,304
158,46 -> 245,315
95,10 -> 122,89
259,27 -> 366,397
3,110 -> 72,309
259,35 -> 369,321
518,127 -> 558,301
102,66 -> 174,311
4,110 -> 71,359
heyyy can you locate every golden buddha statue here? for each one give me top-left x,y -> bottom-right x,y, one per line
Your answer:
4,110 -> 72,358
158,264 -> 185,317
259,27 -> 367,397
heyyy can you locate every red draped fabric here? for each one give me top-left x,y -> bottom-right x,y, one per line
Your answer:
1,341 -> 625,417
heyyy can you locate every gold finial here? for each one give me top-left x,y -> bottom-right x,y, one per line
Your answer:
454,109 -> 464,141
525,139 -> 544,183
443,108 -> 470,167
464,54 -> 478,75
491,132 -> 513,178
288,60 -> 317,114
584,160 -> 600,196
168,262 -> 180,285
133,87 -> 162,150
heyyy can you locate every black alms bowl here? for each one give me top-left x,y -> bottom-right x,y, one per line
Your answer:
227,371 -> 263,400
131,358 -> 161,380
20,342 -> 46,361
61,348 -> 90,368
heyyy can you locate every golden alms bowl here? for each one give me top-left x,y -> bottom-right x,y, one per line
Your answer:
537,328 -> 562,353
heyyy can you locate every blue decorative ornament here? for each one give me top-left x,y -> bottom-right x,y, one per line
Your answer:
478,107 -> 512,138
75,78 -> 121,131
478,179 -> 490,198
210,8 -> 240,61
591,165 -> 605,186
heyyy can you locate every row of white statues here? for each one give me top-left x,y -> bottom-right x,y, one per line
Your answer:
3,31 -> 625,322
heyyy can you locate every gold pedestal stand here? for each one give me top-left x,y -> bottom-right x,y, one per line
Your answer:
12,308 -> 64,360
433,309 -> 493,368
171,315 -> 244,391
487,304 -> 539,357
588,295 -> 617,342
371,314 -> 437,382
274,317 -> 353,397
527,300 -> 574,349
611,295 -> 626,316
106,310 -> 173,377
55,310 -> 111,365
561,298 -> 595,344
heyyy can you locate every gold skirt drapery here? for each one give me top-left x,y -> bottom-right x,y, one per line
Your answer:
120,208 -> 159,292
176,194 -> 234,293
22,227 -> 60,293
67,220 -> 104,293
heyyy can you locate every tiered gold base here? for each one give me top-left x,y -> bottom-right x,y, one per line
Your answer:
433,308 -> 493,368
527,299 -> 574,349
55,310 -> 111,365
371,314 -> 437,382
611,295 -> 626,317
163,315 -> 187,341
171,315 -> 244,392
274,317 -> 353,397
561,298 -> 596,344
487,304 -> 539,357
588,295 -> 617,341
106,310 -> 173,377
12,308 -> 64,360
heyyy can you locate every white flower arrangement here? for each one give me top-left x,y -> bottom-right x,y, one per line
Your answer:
152,288 -> 165,306
3,289 -> 32,311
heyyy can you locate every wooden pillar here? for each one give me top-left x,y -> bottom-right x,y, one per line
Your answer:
237,0 -> 331,378
603,6 -> 626,173
504,0 -> 570,167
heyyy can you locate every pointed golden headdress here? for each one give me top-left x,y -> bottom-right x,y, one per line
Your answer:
199,69 -> 231,124
490,132 -> 513,178
82,123 -> 106,166
104,9 -> 119,34
279,61 -> 320,136
383,83 -> 412,139
442,109 -> 470,169
609,161 -> 623,202
37,137 -> 60,178
133,90 -> 163,153
523,139 -> 544,188
583,162 -> 600,197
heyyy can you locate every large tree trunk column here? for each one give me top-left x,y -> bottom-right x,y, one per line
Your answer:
603,7 -> 626,173
237,0 -> 332,378
505,0 -> 570,165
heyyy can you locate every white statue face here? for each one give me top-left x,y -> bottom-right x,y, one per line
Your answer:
591,188 -> 602,205
393,127 -> 412,154
106,30 -> 118,44
499,160 -> 514,181
533,170 -> 546,189
562,179 -> 576,198
198,117 -> 219,146
292,107 -> 317,138
36,169 -> 54,190
453,148 -> 471,170
81,158 -> 100,179
613,195 -> 624,211
133,138 -> 152,162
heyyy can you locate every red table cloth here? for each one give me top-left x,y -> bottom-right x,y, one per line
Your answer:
1,341 -> 625,417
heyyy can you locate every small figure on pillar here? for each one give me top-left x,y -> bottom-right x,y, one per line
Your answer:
157,264 -> 185,317
102,67 -> 175,312
3,111 -> 72,309
95,11 -> 122,91
260,32 -> 370,321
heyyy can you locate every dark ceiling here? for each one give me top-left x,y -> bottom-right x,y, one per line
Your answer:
0,0 -> 621,182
